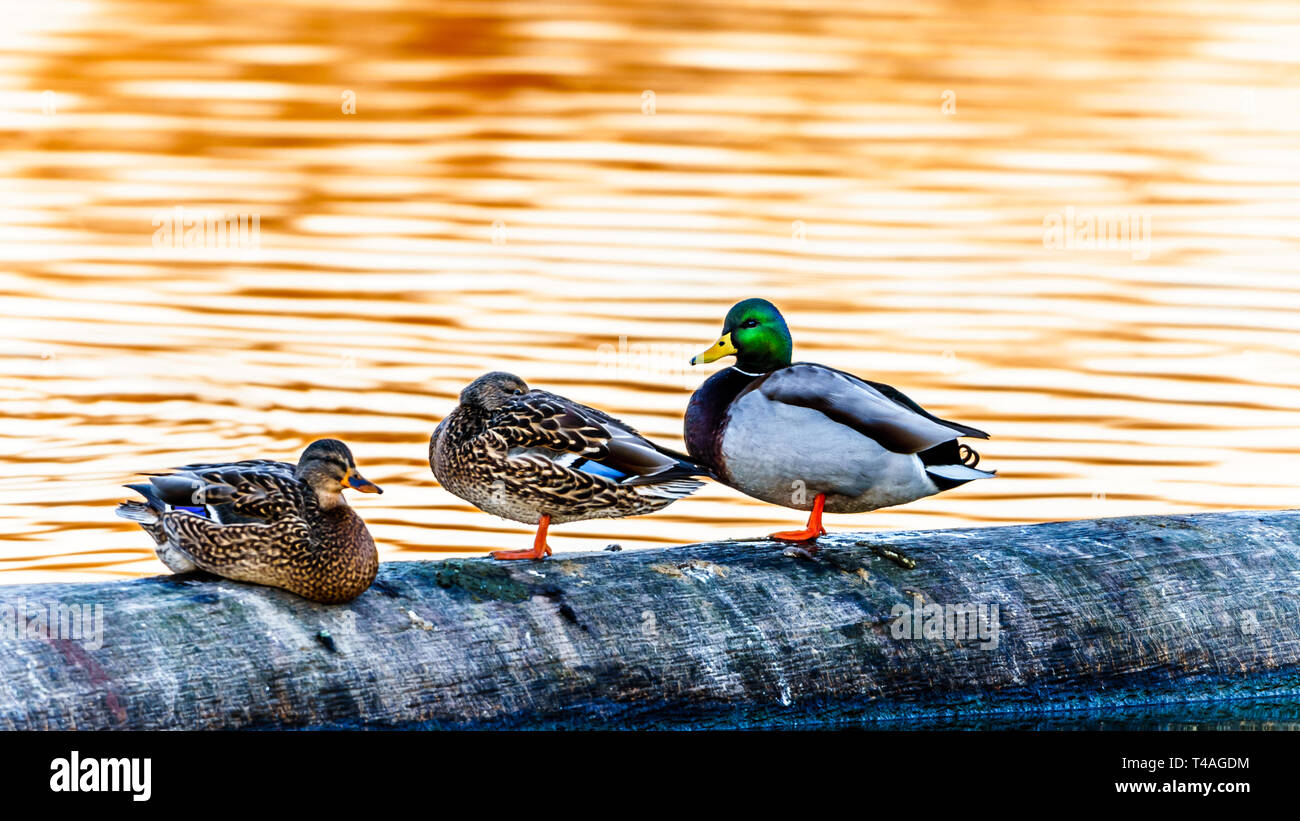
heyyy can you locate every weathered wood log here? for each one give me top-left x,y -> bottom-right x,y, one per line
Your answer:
3,509 -> 1300,730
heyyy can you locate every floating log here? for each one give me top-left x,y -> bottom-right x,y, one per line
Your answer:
2,509 -> 1299,729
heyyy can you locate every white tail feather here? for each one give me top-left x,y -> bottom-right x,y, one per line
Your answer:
633,478 -> 705,500
926,464 -> 995,483
114,501 -> 159,524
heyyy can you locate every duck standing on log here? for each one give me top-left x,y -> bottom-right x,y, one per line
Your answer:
431,371 -> 712,560
686,298 -> 994,552
115,438 -> 383,603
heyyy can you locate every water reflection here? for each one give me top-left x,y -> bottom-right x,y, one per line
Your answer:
1,0 -> 1298,582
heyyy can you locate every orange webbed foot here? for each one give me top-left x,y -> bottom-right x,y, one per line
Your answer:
490,544 -> 552,561
768,525 -> 829,543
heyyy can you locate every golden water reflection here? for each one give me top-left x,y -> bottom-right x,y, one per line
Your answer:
2,0 -> 1299,583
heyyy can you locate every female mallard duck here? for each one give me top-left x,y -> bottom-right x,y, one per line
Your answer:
431,371 -> 712,560
115,438 -> 383,603
686,298 -> 993,551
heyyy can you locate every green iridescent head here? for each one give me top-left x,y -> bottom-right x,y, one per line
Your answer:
690,298 -> 793,373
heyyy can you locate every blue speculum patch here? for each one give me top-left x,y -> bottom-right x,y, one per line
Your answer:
574,459 -> 626,481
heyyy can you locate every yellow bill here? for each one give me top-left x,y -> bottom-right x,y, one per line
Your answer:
691,332 -> 738,365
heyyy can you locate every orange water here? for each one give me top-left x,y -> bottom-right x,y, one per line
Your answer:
2,0 -> 1298,583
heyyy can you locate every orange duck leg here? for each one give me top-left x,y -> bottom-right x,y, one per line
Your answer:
769,493 -> 828,544
492,514 -> 554,561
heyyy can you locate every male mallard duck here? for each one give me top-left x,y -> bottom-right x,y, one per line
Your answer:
431,371 -> 712,560
686,298 -> 993,551
115,438 -> 383,603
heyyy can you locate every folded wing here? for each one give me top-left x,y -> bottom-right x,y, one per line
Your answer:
751,364 -> 989,454
491,391 -> 712,487
138,459 -> 306,523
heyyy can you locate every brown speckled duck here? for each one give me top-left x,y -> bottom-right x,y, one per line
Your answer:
431,372 -> 712,560
115,439 -> 383,603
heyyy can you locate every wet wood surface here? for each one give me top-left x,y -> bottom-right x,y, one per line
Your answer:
3,509 -> 1299,729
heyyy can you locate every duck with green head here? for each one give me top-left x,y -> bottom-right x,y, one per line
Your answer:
686,298 -> 993,550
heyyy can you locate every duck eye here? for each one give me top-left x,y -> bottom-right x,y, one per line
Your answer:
742,319 -> 759,329
513,388 -> 524,395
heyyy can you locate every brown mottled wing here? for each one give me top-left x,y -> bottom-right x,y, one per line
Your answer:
160,514 -> 312,584
749,364 -> 989,454
489,390 -> 709,485
148,460 -> 309,523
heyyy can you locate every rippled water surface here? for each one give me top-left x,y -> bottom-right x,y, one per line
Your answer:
2,0 -> 1299,583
